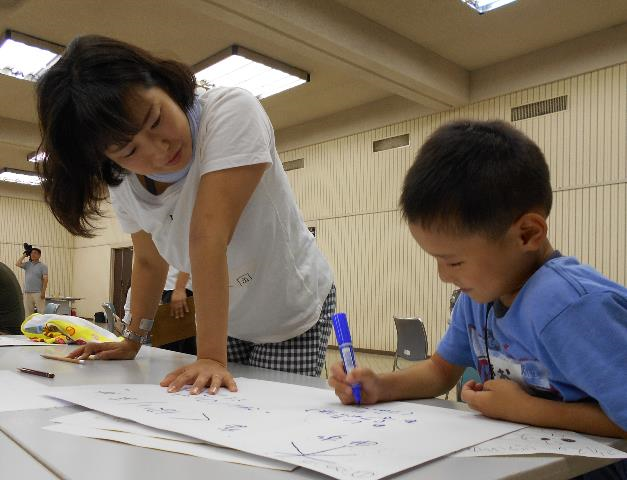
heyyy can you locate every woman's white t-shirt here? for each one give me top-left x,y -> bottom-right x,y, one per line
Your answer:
109,87 -> 333,343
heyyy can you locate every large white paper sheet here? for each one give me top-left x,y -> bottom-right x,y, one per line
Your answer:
0,336 -> 63,346
52,410 -> 206,443
454,427 -> 627,458
44,422 -> 295,470
0,371 -> 70,411
46,378 -> 523,480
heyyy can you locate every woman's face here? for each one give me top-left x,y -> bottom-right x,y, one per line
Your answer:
105,87 -> 192,176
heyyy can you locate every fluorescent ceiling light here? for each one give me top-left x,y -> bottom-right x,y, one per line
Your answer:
0,168 -> 41,186
193,45 -> 309,99
0,30 -> 64,82
461,0 -> 517,13
27,151 -> 47,163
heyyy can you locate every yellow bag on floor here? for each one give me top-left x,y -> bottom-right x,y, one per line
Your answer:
21,313 -> 122,344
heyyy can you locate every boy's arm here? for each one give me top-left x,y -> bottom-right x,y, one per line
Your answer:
462,379 -> 627,439
377,353 -> 464,402
329,353 -> 464,404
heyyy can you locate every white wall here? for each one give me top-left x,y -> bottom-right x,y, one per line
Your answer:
71,200 -> 131,317
281,63 -> 627,352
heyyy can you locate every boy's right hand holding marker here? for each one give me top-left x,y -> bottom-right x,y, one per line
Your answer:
328,362 -> 385,405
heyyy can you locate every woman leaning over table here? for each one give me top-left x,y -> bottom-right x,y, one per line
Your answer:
36,35 -> 335,394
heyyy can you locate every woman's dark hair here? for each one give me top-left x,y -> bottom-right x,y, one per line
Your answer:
400,120 -> 552,238
36,35 -> 196,237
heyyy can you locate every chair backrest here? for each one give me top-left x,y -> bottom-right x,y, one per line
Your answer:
101,302 -> 117,333
456,366 -> 482,402
393,316 -> 428,361
44,302 -> 60,314
151,297 -> 196,347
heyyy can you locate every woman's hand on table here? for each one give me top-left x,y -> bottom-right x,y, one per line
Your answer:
67,339 -> 141,360
160,358 -> 238,395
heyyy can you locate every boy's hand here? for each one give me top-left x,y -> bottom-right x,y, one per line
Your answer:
461,378 -> 533,423
328,362 -> 383,405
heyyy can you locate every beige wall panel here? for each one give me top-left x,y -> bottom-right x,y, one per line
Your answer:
72,245 -> 118,318
282,64 -> 627,352
71,200 -> 131,317
0,196 -> 73,304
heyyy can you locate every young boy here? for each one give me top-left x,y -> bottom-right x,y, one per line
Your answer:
329,121 -> 627,447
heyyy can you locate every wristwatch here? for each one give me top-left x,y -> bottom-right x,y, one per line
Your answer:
121,318 -> 154,345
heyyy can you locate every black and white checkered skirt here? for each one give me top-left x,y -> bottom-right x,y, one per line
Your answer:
227,284 -> 336,377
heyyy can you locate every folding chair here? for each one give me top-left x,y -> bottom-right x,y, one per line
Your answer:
44,302 -> 60,314
456,367 -> 481,402
392,316 -> 428,370
101,302 -> 118,333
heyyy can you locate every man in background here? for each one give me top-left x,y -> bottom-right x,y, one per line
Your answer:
15,246 -> 48,316
0,261 -> 25,334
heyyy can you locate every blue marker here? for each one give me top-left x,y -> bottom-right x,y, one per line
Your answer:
332,312 -> 362,404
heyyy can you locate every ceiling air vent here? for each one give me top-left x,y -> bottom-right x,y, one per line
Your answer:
373,133 -> 410,153
511,95 -> 567,122
283,158 -> 304,171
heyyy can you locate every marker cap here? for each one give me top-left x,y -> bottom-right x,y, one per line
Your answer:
332,313 -> 352,345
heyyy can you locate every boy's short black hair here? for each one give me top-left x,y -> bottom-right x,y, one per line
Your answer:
400,120 -> 552,238
31,248 -> 42,255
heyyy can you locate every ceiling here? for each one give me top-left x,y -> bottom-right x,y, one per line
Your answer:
1,0 -> 627,175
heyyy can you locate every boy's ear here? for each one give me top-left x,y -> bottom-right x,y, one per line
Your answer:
514,212 -> 548,250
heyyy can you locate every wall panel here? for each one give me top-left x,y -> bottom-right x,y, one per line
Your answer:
0,195 -> 73,303
284,63 -> 627,353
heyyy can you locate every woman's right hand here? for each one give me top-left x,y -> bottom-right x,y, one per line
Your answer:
67,339 -> 141,360
327,362 -> 382,405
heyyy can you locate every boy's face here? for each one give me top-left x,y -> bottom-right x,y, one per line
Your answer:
408,222 -> 531,305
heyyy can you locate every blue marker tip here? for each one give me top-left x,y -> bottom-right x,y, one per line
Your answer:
332,313 -> 362,405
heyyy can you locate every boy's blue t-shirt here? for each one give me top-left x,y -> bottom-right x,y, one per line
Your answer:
437,255 -> 627,430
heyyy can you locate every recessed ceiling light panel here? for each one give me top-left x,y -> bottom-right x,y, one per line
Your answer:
27,151 -> 47,163
461,0 -> 517,14
0,168 -> 41,186
194,45 -> 309,99
0,30 -> 63,82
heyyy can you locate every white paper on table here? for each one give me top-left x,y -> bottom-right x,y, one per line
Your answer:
46,377 -> 524,480
43,423 -> 295,471
454,427 -> 627,458
0,336 -> 64,346
52,410 -> 209,443
0,371 -> 70,411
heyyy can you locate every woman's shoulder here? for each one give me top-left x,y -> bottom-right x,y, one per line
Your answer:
198,87 -> 264,117
107,174 -> 137,204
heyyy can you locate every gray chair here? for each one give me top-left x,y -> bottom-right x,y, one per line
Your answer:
456,366 -> 482,402
101,302 -> 117,333
44,302 -> 60,314
392,316 -> 428,370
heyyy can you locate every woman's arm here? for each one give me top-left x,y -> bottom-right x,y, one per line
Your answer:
126,230 -> 169,336
68,231 -> 168,360
160,163 -> 268,393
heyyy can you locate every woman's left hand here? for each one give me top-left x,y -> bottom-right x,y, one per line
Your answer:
160,358 -> 238,395
169,288 -> 189,318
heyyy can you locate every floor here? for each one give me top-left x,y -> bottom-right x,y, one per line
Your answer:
322,349 -> 458,401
